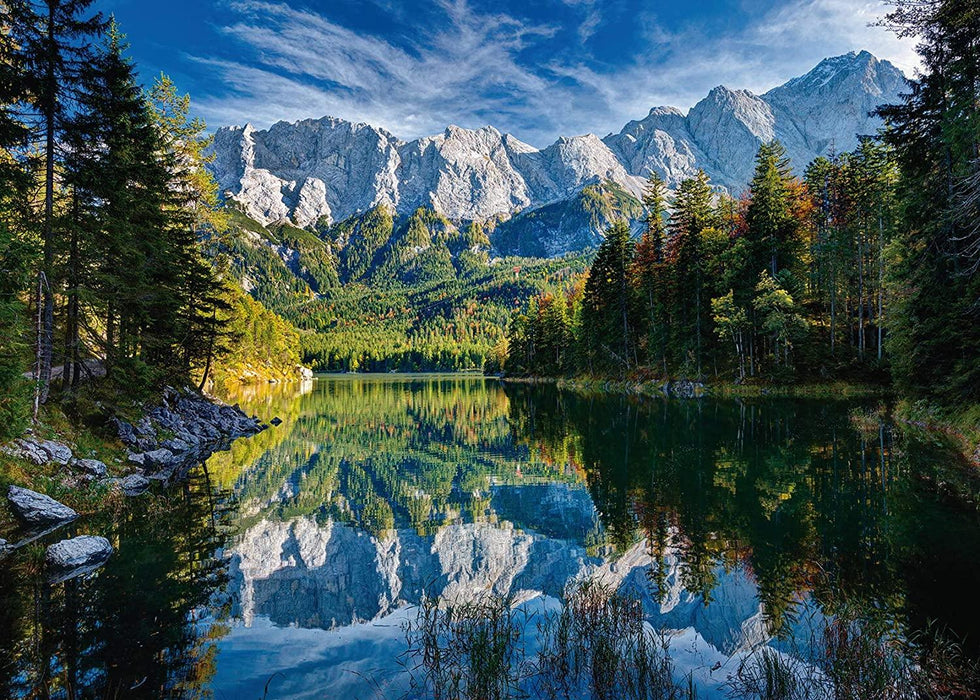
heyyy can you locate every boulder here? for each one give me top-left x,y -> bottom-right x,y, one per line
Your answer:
36,440 -> 72,465
127,452 -> 147,467
72,458 -> 108,479
1,439 -> 48,465
7,486 -> 78,528
120,474 -> 150,496
46,536 -> 113,582
160,437 -> 192,454
664,379 -> 707,399
270,417 -> 283,426
142,448 -> 176,470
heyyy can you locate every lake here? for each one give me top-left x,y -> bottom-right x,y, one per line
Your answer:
2,375 -> 979,698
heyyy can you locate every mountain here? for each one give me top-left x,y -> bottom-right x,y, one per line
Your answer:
209,51 -> 905,257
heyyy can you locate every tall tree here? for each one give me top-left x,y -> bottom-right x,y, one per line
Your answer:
582,220 -> 636,374
876,0 -> 980,402
632,171 -> 669,373
665,170 -> 714,375
0,0 -> 33,437
17,0 -> 103,404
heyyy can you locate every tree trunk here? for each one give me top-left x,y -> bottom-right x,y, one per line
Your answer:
39,4 -> 57,405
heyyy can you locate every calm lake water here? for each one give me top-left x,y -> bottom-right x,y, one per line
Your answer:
2,375 -> 980,698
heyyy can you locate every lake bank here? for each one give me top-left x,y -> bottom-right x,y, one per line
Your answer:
499,374 -> 890,398
501,374 -> 980,466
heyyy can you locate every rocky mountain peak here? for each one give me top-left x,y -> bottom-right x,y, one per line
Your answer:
209,51 -> 906,253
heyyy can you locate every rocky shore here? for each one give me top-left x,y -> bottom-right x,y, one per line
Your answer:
1,387 -> 269,581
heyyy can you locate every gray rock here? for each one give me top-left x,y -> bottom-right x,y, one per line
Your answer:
72,458 -> 108,479
1,437 -> 72,466
270,417 -> 283,426
120,474 -> 150,496
142,448 -> 176,469
208,52 -> 905,257
7,486 -> 78,528
36,440 -> 72,465
46,536 -> 113,582
161,438 -> 192,454
127,452 -> 147,467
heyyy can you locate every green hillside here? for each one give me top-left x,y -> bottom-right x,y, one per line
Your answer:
209,204 -> 592,372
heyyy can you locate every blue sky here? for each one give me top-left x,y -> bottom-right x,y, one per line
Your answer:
95,0 -> 917,146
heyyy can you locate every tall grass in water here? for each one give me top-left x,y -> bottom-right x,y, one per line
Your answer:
403,580 -> 695,700
534,579 -> 691,700
727,612 -> 980,699
403,593 -> 531,700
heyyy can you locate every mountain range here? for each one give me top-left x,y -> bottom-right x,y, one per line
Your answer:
209,51 -> 905,257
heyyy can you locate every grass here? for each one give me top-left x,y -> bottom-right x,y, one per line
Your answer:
0,403 -> 130,537
402,580 -> 696,700
727,609 -> 980,699
404,580 -> 980,700
894,399 -> 980,467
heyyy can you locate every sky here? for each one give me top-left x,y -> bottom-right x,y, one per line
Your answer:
94,0 -> 919,147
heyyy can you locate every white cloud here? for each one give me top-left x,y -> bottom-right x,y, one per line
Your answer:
193,0 -> 918,146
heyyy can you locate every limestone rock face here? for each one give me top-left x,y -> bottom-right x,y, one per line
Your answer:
209,51 -> 906,254
7,486 -> 78,528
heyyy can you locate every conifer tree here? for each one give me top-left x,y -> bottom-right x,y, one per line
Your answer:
0,0 -> 33,436
876,0 -> 980,401
665,170 -> 714,375
17,0 -> 104,403
582,220 -> 636,374
632,172 -> 669,372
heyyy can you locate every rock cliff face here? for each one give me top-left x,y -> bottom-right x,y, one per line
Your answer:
210,51 -> 905,253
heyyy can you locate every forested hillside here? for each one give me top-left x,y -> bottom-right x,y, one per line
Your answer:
506,0 -> 980,409
213,204 -> 591,371
0,1 -> 303,442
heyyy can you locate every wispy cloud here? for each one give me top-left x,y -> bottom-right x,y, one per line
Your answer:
193,0 -> 917,146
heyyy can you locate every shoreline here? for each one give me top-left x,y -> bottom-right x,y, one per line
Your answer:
498,374 -> 891,400
499,374 -> 980,466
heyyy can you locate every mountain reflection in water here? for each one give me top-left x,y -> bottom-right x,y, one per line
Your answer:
2,375 -> 979,699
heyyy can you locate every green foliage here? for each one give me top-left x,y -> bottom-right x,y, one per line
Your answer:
220,205 -> 589,372
582,219 -> 636,374
505,143 -> 903,386
875,0 -> 980,404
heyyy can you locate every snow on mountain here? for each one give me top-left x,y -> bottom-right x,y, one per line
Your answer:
209,51 -> 906,245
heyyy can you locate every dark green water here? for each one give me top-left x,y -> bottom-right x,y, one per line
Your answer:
2,376 -> 979,698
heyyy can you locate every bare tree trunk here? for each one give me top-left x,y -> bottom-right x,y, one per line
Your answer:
877,213 -> 885,361
39,9 -> 56,404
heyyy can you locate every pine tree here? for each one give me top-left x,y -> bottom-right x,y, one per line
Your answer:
665,170 -> 714,376
876,0 -> 980,402
632,171 -> 669,372
16,0 -> 104,403
582,219 -> 636,374
0,0 -> 33,437
745,141 -> 800,280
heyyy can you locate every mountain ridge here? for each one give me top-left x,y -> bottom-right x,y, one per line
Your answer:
209,50 -> 906,255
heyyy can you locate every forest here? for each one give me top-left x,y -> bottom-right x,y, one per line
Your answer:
0,0 -> 302,442
504,0 -> 980,408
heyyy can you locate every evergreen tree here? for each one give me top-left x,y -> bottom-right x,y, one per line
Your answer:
665,170 -> 714,375
0,0 -> 33,437
632,172 -> 669,372
582,220 -> 636,374
745,141 -> 800,281
16,0 -> 104,403
876,0 -> 980,401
